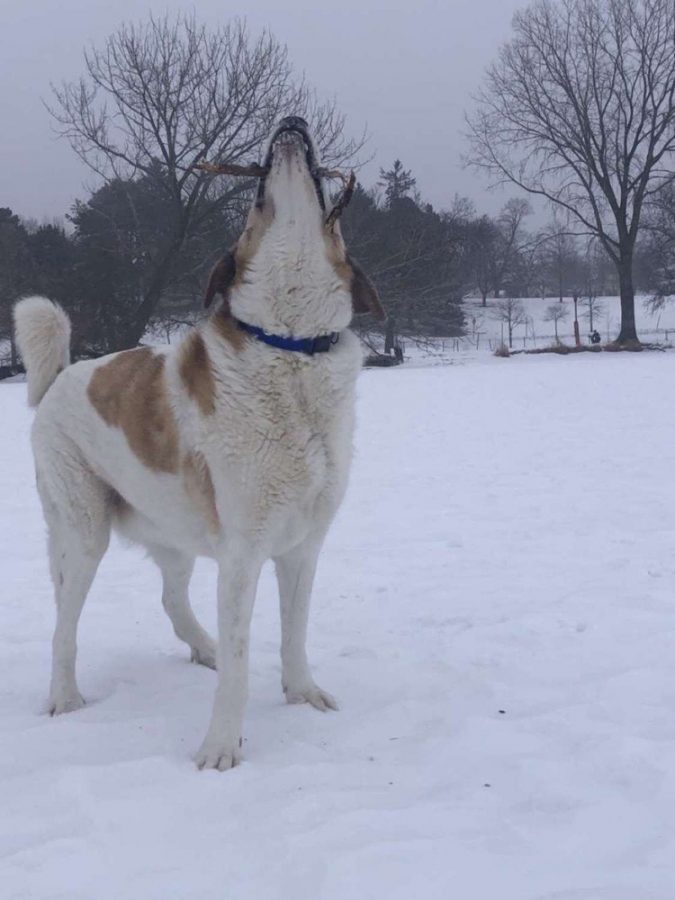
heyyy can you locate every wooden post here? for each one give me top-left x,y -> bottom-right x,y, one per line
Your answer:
384,316 -> 396,355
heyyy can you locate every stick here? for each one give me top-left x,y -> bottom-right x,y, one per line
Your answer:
196,159 -> 351,183
325,171 -> 356,228
194,160 -> 268,178
317,168 -> 350,184
196,159 -> 356,227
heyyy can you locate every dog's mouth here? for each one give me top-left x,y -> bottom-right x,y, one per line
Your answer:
256,116 -> 326,212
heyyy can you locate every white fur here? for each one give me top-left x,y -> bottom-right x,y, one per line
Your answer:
233,139 -> 352,338
16,124 -> 364,770
14,297 -> 71,407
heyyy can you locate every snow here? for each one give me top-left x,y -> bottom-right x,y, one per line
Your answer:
460,294 -> 675,352
3,350 -> 675,899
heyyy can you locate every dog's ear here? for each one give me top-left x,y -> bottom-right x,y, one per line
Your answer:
347,256 -> 386,321
204,249 -> 237,309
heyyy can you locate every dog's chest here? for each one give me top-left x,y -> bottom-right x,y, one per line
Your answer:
212,349 -> 357,540
262,360 -> 347,486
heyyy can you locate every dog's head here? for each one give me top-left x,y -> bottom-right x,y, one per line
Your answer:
204,116 -> 385,331
257,115 -> 330,224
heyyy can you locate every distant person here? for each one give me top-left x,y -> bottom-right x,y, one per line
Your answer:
590,330 -> 601,344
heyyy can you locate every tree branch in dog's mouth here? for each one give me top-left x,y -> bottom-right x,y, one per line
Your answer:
325,171 -> 356,228
194,160 -> 356,226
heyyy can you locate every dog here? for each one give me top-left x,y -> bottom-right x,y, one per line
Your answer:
14,115 -> 384,770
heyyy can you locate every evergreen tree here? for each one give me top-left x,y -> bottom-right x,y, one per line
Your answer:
378,160 -> 417,208
0,209 -> 31,366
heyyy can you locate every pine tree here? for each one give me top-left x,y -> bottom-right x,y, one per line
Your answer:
378,160 -> 417,208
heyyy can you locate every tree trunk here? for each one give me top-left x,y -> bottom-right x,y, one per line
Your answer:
616,256 -> 639,345
117,234 -> 186,350
119,286 -> 165,349
9,331 -> 17,368
384,316 -> 396,354
406,299 -> 414,332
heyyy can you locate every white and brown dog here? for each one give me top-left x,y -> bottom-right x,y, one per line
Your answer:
14,116 -> 384,770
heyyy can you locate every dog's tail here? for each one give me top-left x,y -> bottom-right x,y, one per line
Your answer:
13,296 -> 71,408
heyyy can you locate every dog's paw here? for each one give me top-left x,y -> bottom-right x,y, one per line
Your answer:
195,735 -> 242,771
283,682 -> 339,712
190,642 -> 217,671
49,692 -> 85,716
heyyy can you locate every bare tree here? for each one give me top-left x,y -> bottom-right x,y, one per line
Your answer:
640,184 -> 675,308
468,214 -> 500,306
48,14 -> 363,349
580,295 -> 604,332
538,219 -> 582,302
493,198 -> 532,297
467,0 -> 675,346
544,302 -> 570,343
490,297 -> 528,348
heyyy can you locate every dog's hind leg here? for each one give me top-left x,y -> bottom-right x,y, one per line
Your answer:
274,537 -> 338,712
149,546 -> 216,670
38,467 -> 112,715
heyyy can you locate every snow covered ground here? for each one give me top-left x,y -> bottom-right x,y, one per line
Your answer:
3,350 -> 675,899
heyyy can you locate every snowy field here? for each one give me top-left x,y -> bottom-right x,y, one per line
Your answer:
3,351 -> 675,899
455,294 -> 675,353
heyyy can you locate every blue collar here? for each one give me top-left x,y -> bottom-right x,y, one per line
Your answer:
236,319 -> 340,355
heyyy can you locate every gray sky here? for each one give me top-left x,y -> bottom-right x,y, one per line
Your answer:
0,0 -> 527,222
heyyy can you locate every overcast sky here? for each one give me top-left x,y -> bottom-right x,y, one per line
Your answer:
0,0 -> 528,222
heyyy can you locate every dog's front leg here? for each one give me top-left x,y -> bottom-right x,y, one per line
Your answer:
195,543 -> 263,771
274,537 -> 338,712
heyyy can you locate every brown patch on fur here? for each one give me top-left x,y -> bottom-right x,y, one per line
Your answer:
87,349 -> 180,473
178,331 -> 216,415
202,202 -> 273,310
183,452 -> 220,533
210,309 -> 246,351
203,200 -> 276,349
325,230 -> 386,321
348,255 -> 386,321
204,251 -> 237,309
325,228 -> 354,285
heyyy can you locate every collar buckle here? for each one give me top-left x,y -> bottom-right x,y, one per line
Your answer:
310,334 -> 336,354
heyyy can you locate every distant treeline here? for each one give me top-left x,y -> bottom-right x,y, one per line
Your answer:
2,8 -> 674,362
1,162 -> 673,365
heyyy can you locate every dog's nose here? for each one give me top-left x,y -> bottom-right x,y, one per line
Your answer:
280,115 -> 308,130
